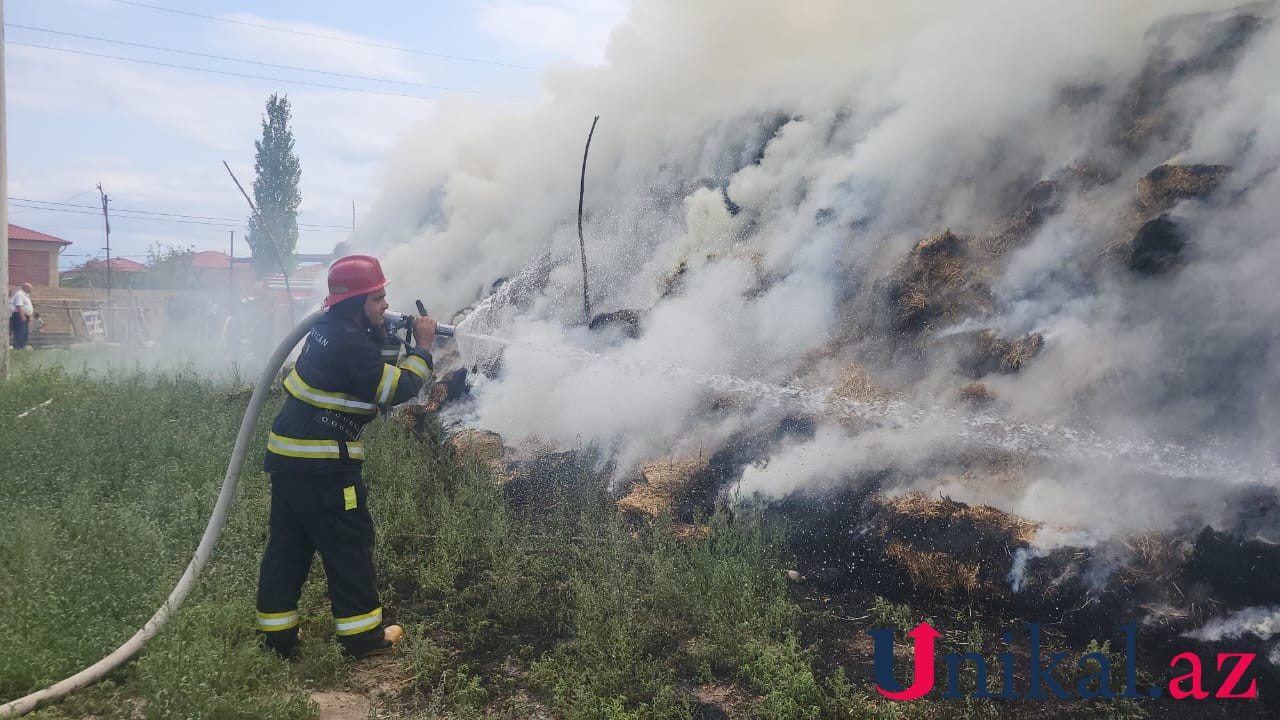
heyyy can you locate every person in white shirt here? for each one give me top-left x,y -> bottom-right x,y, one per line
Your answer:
10,283 -> 33,349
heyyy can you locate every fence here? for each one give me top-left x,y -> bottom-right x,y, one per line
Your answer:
27,287 -> 257,347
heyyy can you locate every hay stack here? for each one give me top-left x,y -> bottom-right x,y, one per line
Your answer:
618,458 -> 708,518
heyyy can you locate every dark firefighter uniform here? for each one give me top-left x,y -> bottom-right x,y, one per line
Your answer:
255,311 -> 431,657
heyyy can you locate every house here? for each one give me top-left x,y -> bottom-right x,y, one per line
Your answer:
190,251 -> 256,288
8,224 -> 72,287
59,256 -> 150,287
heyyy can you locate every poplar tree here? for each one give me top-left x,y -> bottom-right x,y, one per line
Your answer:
246,93 -> 302,276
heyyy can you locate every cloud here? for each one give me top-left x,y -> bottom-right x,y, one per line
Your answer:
474,0 -> 629,65
6,13 -> 449,261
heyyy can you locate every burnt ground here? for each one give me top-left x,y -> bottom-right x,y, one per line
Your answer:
771,484 -> 1280,718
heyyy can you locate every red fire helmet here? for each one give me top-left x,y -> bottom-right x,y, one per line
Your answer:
323,255 -> 389,308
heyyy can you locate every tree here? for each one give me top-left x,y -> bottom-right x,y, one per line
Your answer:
143,244 -> 197,289
246,93 -> 302,276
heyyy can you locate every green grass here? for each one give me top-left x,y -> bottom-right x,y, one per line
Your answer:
0,351 -> 952,719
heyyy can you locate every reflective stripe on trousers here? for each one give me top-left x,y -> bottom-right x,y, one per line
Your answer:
256,609 -> 300,632
334,607 -> 383,636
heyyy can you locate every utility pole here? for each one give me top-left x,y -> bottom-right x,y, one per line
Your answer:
1,0 -> 9,380
97,183 -> 111,304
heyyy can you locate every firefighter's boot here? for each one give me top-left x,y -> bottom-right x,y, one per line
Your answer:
344,624 -> 404,660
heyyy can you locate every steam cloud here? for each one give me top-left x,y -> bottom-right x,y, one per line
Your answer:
352,0 -> 1280,540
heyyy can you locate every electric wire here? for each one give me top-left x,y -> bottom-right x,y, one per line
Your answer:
9,197 -> 351,229
4,24 -> 483,93
5,40 -> 441,100
104,0 -> 542,71
8,203 -> 353,232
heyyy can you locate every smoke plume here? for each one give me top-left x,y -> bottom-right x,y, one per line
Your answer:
353,0 -> 1280,541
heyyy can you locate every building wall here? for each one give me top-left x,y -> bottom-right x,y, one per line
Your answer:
8,240 -> 61,287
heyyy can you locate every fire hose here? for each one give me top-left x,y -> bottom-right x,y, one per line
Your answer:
1,306 -> 457,716
0,308 -> 324,717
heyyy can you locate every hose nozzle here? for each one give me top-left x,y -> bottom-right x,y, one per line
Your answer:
384,311 -> 455,337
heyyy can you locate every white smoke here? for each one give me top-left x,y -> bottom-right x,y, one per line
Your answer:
354,0 -> 1280,537
1187,606 -> 1280,642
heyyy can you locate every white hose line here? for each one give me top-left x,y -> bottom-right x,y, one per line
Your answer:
0,309 -> 323,717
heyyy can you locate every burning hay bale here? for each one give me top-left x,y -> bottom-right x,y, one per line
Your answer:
942,329 -> 1045,378
1135,163 -> 1230,214
883,230 -> 994,335
956,381 -> 996,406
617,458 -> 709,519
981,330 -> 1044,373
977,180 -> 1064,257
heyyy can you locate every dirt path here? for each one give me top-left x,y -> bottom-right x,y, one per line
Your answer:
311,690 -> 369,720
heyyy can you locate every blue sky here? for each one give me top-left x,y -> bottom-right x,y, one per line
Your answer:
4,0 -> 627,267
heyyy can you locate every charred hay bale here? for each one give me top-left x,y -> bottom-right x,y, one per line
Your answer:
875,492 -> 1038,559
1128,215 -> 1187,276
618,459 -> 708,519
422,368 -> 469,412
859,493 -> 1043,602
588,309 -> 642,339
773,486 -> 1040,602
1135,163 -> 1230,214
883,542 -> 983,598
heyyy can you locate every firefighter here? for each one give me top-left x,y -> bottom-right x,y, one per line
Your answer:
255,254 -> 437,660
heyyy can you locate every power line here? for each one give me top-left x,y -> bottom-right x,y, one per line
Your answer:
10,197 -> 351,229
105,0 -> 542,71
9,202 -> 352,232
5,40 -> 441,100
5,24 -> 484,94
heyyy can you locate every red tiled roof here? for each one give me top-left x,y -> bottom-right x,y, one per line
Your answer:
9,223 -> 72,245
81,257 -> 148,273
192,250 -> 234,269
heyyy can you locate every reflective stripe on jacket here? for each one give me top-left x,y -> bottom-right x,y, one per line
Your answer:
264,311 -> 432,474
